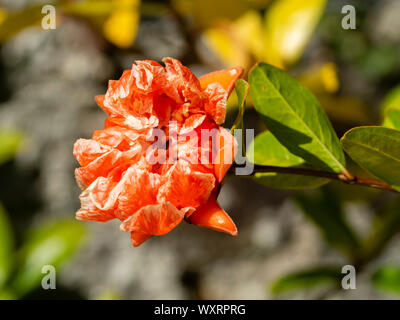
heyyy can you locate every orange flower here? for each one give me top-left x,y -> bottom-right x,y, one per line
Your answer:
73,58 -> 243,246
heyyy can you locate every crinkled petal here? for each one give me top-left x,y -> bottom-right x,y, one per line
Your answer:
204,82 -> 227,125
153,94 -> 173,127
76,181 -> 116,222
73,139 -> 111,167
180,113 -> 206,135
157,160 -> 215,209
121,202 -> 185,246
163,57 -> 204,108
75,147 -> 141,187
92,126 -> 143,151
102,70 -> 133,117
131,60 -> 164,92
88,163 -> 138,212
116,166 -> 162,221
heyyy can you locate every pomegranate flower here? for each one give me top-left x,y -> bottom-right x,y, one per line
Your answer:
73,58 -> 243,246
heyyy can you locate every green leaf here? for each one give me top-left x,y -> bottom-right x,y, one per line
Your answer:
0,204 -> 14,287
247,131 -> 329,189
10,219 -> 85,296
0,130 -> 23,166
381,85 -> 400,116
249,63 -> 347,174
341,126 -> 400,191
382,110 -> 400,130
231,79 -> 249,157
271,266 -> 342,294
372,266 -> 400,295
231,79 -> 249,133
295,187 -> 360,255
0,289 -> 16,300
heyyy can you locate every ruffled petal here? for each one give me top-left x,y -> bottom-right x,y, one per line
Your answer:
76,180 -> 116,222
162,57 -> 204,108
180,113 -> 206,135
157,160 -> 215,209
102,70 -> 133,117
121,202 -> 185,246
92,127 -> 142,151
131,60 -> 164,93
73,139 -> 111,167
75,146 -> 141,187
116,166 -> 162,221
204,82 -> 227,125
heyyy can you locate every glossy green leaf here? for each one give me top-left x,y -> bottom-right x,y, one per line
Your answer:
271,266 -> 341,294
341,126 -> 400,191
0,204 -> 14,287
382,110 -> 400,130
295,187 -> 360,255
249,63 -> 346,174
372,266 -> 400,295
0,130 -> 23,166
247,131 -> 328,189
11,219 -> 85,296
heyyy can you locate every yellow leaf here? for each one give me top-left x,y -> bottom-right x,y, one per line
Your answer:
173,0 -> 250,30
61,0 -> 115,16
232,10 -> 265,62
298,62 -> 339,94
203,10 -> 265,69
263,0 -> 327,68
0,9 -> 7,26
103,0 -> 140,48
203,24 -> 249,68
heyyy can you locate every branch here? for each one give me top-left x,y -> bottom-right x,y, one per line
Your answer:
232,164 -> 398,193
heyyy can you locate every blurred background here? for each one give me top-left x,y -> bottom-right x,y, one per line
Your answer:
0,0 -> 400,300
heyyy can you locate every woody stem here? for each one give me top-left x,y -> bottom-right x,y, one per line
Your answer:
235,164 -> 398,193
